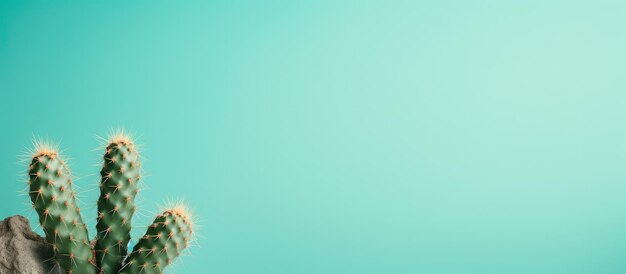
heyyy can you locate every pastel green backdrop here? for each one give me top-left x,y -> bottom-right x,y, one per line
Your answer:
2,1 -> 626,273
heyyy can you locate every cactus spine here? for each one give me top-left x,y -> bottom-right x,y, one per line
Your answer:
95,134 -> 141,273
120,206 -> 193,274
28,145 -> 97,274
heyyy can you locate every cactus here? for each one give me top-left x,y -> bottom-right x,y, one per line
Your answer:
25,132 -> 194,274
119,205 -> 193,274
27,144 -> 97,274
95,134 -> 141,273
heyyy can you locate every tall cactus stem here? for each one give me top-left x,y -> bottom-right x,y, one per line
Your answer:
27,143 -> 97,274
94,132 -> 141,273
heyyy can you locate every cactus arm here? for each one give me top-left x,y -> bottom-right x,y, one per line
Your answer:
28,149 -> 97,274
94,138 -> 140,273
119,208 -> 193,274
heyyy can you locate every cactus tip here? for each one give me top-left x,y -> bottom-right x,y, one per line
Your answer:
161,200 -> 195,230
107,128 -> 133,145
32,138 -> 59,157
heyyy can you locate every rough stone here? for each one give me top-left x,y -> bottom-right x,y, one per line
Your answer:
0,215 -> 62,274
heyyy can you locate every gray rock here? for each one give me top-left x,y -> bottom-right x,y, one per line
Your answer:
0,215 -> 62,274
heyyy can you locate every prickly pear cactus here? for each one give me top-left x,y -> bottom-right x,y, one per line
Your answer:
94,134 -> 141,273
119,206 -> 193,274
27,145 -> 97,274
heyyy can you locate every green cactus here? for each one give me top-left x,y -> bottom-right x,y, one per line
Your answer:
25,132 -> 194,274
119,205 -> 193,274
28,145 -> 97,274
95,134 -> 141,273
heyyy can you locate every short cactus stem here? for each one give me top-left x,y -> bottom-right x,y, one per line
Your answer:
119,207 -> 193,274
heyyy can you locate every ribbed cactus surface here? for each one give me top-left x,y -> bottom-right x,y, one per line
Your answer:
120,207 -> 193,274
28,148 -> 97,274
95,136 -> 141,273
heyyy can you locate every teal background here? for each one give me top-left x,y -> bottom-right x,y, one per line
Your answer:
2,1 -> 626,273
